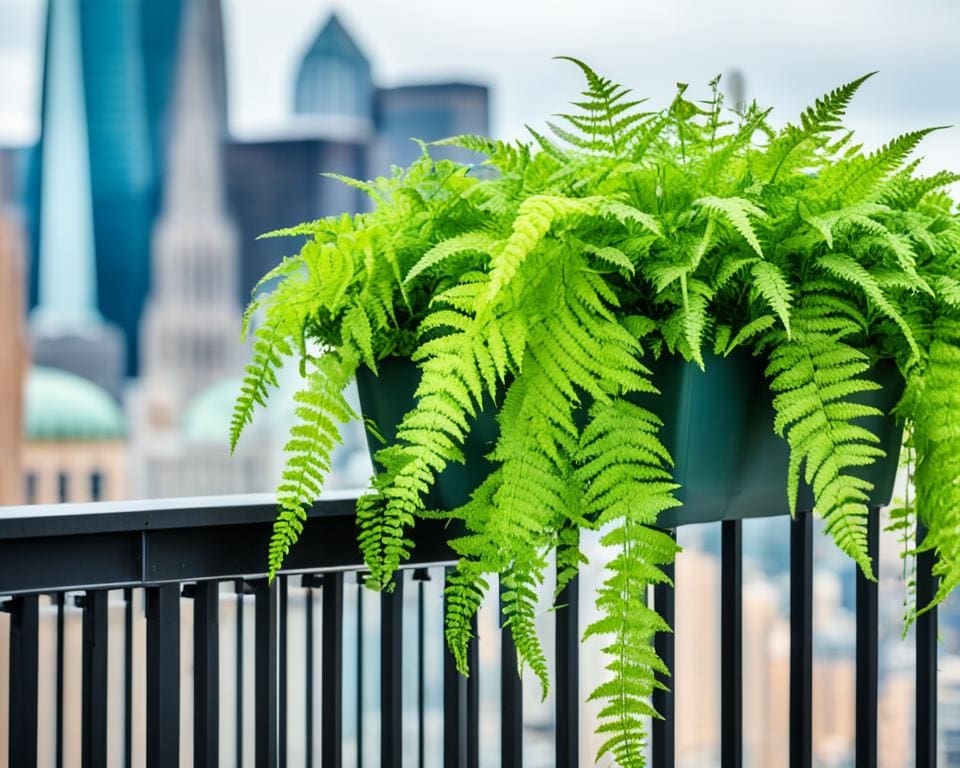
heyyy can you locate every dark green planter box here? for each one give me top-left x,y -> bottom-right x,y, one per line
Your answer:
645,351 -> 904,528
355,357 -> 499,510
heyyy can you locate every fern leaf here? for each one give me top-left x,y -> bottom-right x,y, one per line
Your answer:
694,196 -> 767,256
765,293 -> 887,578
268,353 -> 358,580
404,231 -> 497,285
765,73 -> 876,182
750,261 -> 793,334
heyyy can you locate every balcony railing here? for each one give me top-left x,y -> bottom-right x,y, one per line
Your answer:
0,496 -> 940,767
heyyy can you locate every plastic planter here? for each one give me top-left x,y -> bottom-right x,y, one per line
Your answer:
644,351 -> 904,528
354,356 -> 499,510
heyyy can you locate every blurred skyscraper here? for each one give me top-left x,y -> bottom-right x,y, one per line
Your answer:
27,0 -> 185,376
228,12 -> 489,302
29,0 -> 125,400
294,13 -> 374,122
373,83 -> 490,172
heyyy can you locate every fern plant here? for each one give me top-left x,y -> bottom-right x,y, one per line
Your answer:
234,59 -> 959,767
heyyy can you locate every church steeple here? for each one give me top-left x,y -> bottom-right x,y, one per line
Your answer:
140,0 -> 242,414
32,0 -> 100,332
162,0 -> 228,217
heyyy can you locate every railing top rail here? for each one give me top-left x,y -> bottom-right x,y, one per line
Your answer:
0,490 -> 364,540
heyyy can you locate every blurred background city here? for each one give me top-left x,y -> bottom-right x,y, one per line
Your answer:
0,0 -> 959,765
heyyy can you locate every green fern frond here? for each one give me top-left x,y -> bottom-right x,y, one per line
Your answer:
901,319 -> 960,615
484,195 -> 599,303
764,294 -> 886,578
576,398 -> 680,768
816,252 -> 920,359
817,127 -> 946,206
268,353 -> 358,580
694,196 -> 767,256
404,231 -> 497,285
750,261 -> 793,334
765,72 -> 876,182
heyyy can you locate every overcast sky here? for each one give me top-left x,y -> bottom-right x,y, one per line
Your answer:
1,0 -> 959,174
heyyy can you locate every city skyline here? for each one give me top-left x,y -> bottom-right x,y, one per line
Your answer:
2,1 -> 959,188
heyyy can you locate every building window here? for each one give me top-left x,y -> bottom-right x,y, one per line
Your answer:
24,472 -> 37,504
58,472 -> 69,503
90,471 -> 104,502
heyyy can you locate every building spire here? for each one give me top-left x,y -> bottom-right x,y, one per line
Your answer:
140,0 -> 241,406
31,0 -> 101,332
162,0 -> 228,216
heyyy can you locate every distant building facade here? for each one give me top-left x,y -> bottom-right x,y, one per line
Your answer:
22,367 -> 127,504
0,208 -> 27,505
226,133 -> 368,299
373,83 -> 489,173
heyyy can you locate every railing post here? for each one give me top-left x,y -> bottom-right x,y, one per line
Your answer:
123,589 -> 134,768
254,579 -> 279,768
556,570 -> 579,768
500,580 -> 523,768
81,590 -> 109,768
279,576 -> 289,768
321,572 -> 344,768
192,581 -> 220,767
381,572 -> 404,768
6,594 -> 39,768
855,508 -> 880,768
721,520 -> 743,768
917,523 -> 938,768
441,567 -> 480,768
790,509 -> 813,768
146,583 -> 180,768
652,531 -> 676,768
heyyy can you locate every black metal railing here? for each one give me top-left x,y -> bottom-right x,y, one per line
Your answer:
0,496 -> 940,767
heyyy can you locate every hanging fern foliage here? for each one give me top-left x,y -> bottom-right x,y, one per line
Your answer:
234,56 -> 960,768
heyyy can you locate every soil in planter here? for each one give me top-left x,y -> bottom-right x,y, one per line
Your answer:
354,356 -> 500,511
638,351 -> 904,528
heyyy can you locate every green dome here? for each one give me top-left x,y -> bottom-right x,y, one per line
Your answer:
183,378 -> 243,444
25,366 -> 126,440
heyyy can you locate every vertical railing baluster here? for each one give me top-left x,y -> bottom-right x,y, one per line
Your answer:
443,567 -> 467,768
280,576 -> 289,768
322,572 -> 344,768
81,590 -> 108,768
790,509 -> 813,768
146,583 -> 181,768
235,580 -> 246,767
413,569 -> 430,768
301,576 -> 317,768
467,613 -> 479,768
721,520 -> 743,768
357,573 -> 365,768
194,581 -> 220,767
652,530 -> 676,768
123,588 -> 133,768
7,594 -> 39,768
500,580 -> 523,768
254,579 -> 280,768
855,508 -> 880,768
916,522 -> 938,768
56,593 -> 64,768
556,569 -> 579,768
381,573 -> 404,768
